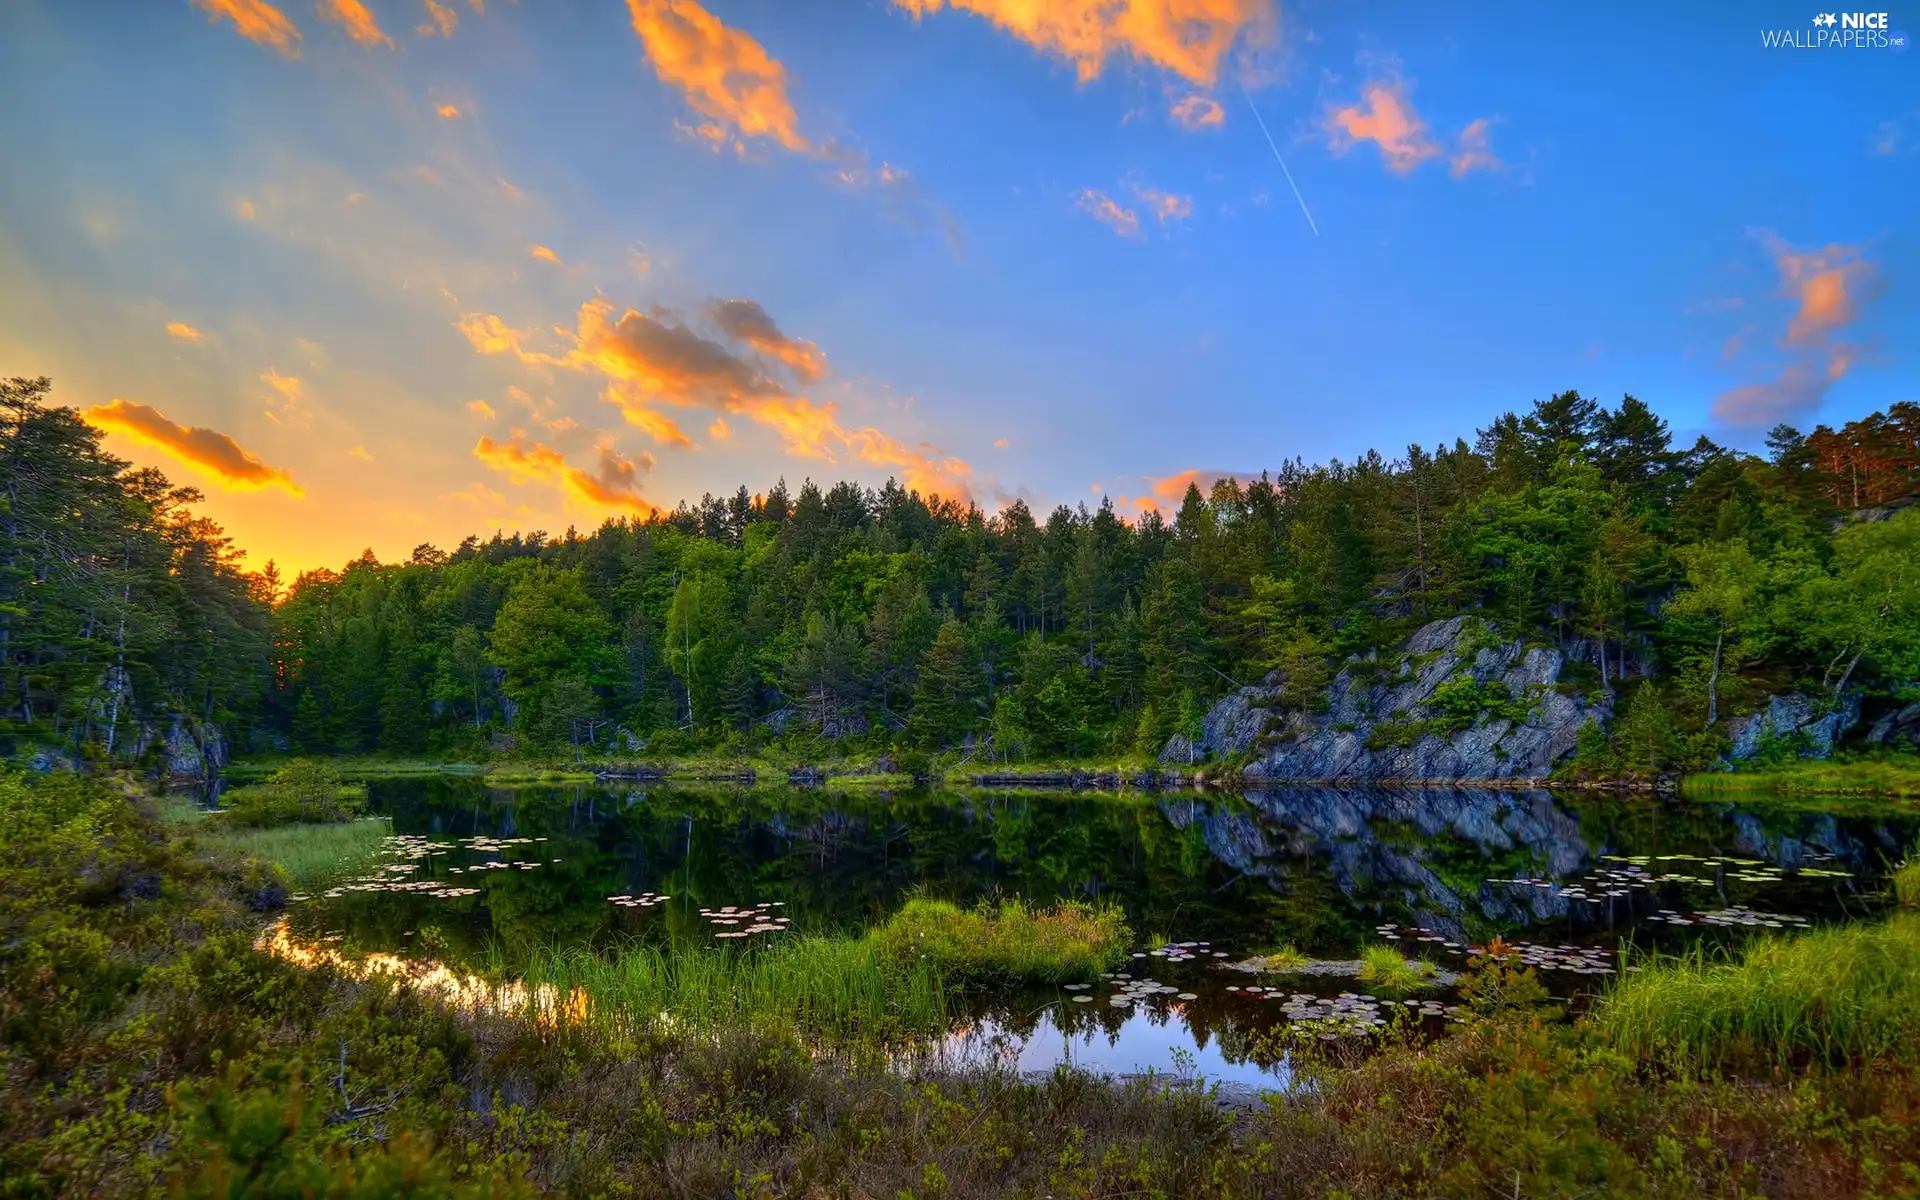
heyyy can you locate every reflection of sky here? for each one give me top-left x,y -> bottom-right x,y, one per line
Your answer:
947,1006 -> 1294,1092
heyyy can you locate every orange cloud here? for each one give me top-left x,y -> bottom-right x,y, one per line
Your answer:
237,198 -> 258,220
1129,468 -> 1251,512
1766,236 -> 1880,347
625,0 -> 810,155
1075,189 -> 1141,239
1132,183 -> 1192,223
1324,76 -> 1440,174
317,0 -> 393,47
437,103 -> 463,119
993,437 -> 1009,448
166,321 -> 205,342
473,434 -> 656,514
1449,117 -> 1502,178
459,298 -> 974,500
191,0 -> 302,57
892,0 -> 1277,88
466,399 -> 496,418
348,444 -> 375,462
1711,235 -> 1884,428
615,400 -> 695,449
709,417 -> 732,439
529,244 -> 563,265
708,298 -> 828,382
1170,93 -> 1225,131
261,369 -> 303,401
417,0 -> 457,37
83,399 -> 303,496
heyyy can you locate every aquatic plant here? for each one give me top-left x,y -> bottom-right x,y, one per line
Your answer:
1356,945 -> 1438,993
509,936 -> 949,1040
1255,945 -> 1310,972
1597,912 -> 1920,1067
866,897 -> 1130,983
199,818 -> 393,889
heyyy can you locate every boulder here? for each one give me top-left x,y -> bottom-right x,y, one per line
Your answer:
1866,699 -> 1920,750
1725,691 -> 1862,762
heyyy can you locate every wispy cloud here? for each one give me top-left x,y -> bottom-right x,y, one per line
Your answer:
1323,74 -> 1439,173
458,297 -> 975,500
891,0 -> 1278,89
1075,188 -> 1141,239
1169,93 -> 1225,131
166,321 -> 207,342
191,0 -> 302,57
474,433 -> 657,513
417,0 -> 459,38
1449,116 -> 1503,178
317,0 -> 393,47
1132,183 -> 1193,223
625,0 -> 811,155
84,399 -> 304,495
1711,233 -> 1885,428
528,244 -> 564,265
1872,111 -> 1918,155
708,298 -> 828,383
466,399 -> 496,418
437,103 -> 463,119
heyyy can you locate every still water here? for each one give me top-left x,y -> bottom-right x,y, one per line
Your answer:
282,779 -> 1916,1089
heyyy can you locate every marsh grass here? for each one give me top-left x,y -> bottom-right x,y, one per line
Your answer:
509,936 -> 949,1040
1685,756 -> 1920,799
205,818 -> 393,888
1597,912 -> 1920,1068
1255,945 -> 1310,972
866,897 -> 1130,983
1357,945 -> 1438,993
1893,852 -> 1920,907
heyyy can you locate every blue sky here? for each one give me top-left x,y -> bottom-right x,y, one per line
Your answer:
0,0 -> 1912,572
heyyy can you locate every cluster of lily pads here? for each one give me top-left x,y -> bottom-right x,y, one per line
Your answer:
1060,974 -> 1198,1006
1647,906 -> 1811,929
697,901 -> 791,939
1373,923 -> 1468,955
1144,941 -> 1229,963
605,892 -> 671,909
1479,940 -> 1617,974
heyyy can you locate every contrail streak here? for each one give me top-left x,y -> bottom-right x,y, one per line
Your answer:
1239,82 -> 1319,238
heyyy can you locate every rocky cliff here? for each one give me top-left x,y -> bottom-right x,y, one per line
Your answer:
1183,616 -> 1611,783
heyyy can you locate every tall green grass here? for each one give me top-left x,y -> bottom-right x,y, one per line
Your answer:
1684,757 -> 1920,799
511,936 -> 949,1040
866,897 -> 1130,983
207,818 -> 393,888
1893,855 -> 1920,908
1596,912 -> 1920,1067
1357,945 -> 1437,993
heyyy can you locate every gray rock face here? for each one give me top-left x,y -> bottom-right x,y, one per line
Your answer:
1200,617 -> 1609,782
1725,691 -> 1862,762
163,716 -> 228,784
1866,699 -> 1920,750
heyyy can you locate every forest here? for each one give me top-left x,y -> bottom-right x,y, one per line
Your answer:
5,373 -> 1918,771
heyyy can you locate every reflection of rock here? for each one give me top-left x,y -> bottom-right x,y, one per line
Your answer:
1164,787 -> 1595,941
1726,692 -> 1862,762
1192,617 -> 1610,782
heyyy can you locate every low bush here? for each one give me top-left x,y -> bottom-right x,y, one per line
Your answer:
220,759 -> 367,827
867,897 -> 1131,983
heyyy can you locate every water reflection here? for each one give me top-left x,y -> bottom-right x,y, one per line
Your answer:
281,779 -> 1916,1088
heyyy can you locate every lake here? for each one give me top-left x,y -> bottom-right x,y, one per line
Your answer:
276,779 -> 1917,1091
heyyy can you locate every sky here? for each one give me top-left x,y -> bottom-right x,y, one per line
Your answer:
0,0 -> 1913,576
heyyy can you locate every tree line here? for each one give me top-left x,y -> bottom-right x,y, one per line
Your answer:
4,374 -> 1917,768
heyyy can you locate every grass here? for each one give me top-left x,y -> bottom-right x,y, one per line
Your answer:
1596,911 -> 1920,1068
510,936 -> 950,1041
157,791 -> 390,888
1685,755 -> 1920,799
1356,945 -> 1438,993
1893,854 -> 1920,908
1252,945 -> 1310,972
866,897 -> 1131,983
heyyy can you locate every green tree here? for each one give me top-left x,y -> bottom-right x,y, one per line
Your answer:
1666,540 -> 1763,727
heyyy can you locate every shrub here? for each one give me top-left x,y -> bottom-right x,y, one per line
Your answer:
867,897 -> 1130,983
221,760 -> 366,827
1356,945 -> 1438,993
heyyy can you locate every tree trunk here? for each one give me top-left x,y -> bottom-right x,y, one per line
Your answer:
1833,649 -> 1864,704
1705,627 -> 1723,728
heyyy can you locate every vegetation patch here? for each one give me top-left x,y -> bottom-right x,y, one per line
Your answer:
218,759 -> 367,827
1686,755 -> 1920,799
1356,945 -> 1439,993
1596,913 -> 1920,1068
867,897 -> 1131,984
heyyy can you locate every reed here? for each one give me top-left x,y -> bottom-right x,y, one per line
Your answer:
1596,912 -> 1920,1068
1356,945 -> 1437,993
203,817 -> 393,888
509,936 -> 949,1040
1891,854 -> 1920,908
